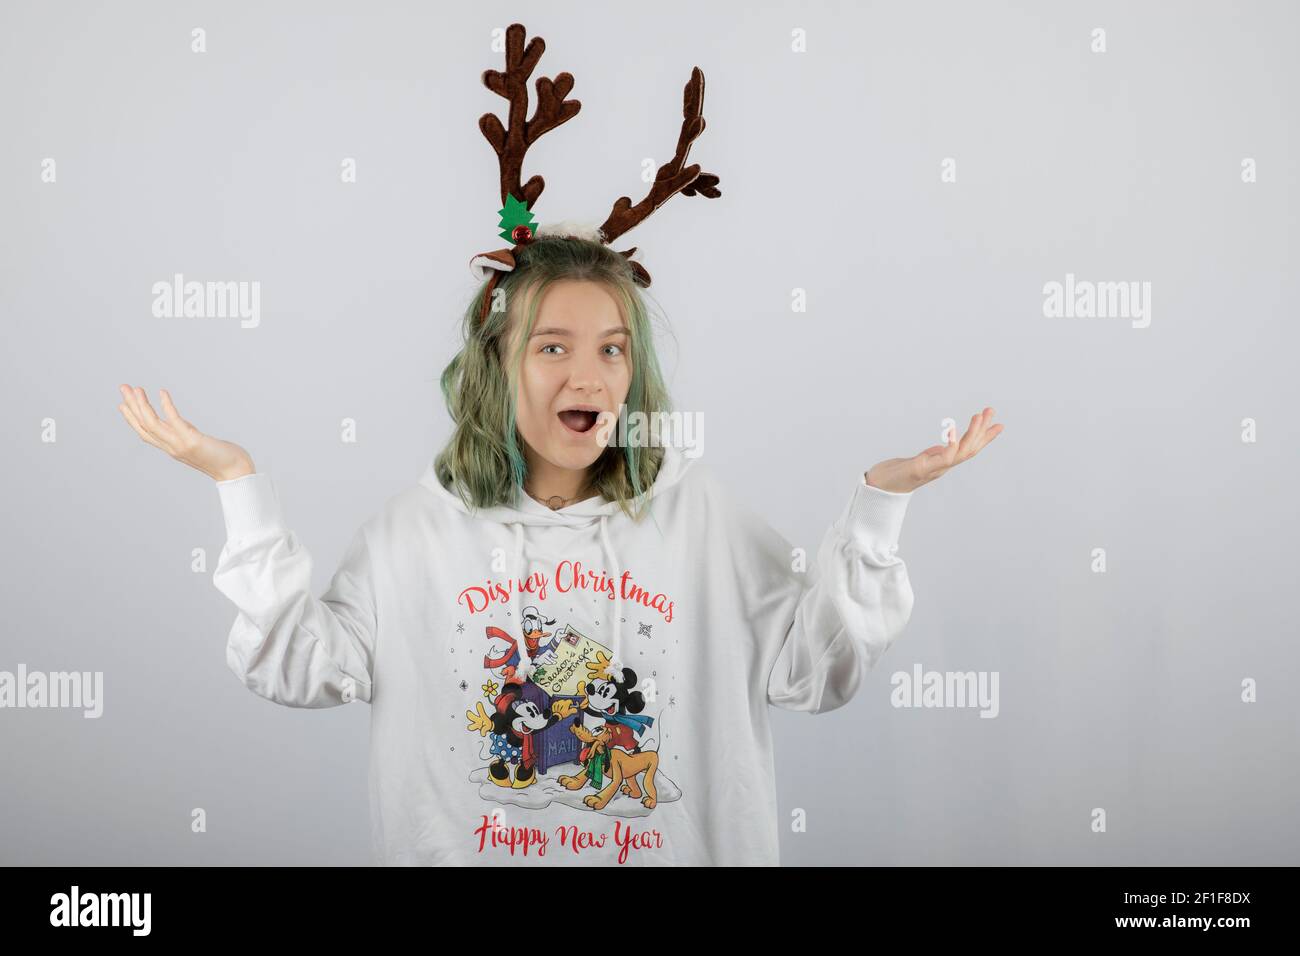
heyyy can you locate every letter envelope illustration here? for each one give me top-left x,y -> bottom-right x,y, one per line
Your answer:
531,625 -> 611,697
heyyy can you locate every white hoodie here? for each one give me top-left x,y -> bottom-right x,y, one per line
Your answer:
213,444 -> 914,865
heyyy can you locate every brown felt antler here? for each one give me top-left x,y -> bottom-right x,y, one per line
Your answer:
598,67 -> 722,249
478,23 -> 581,209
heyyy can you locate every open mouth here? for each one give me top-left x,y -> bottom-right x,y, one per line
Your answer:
557,408 -> 601,434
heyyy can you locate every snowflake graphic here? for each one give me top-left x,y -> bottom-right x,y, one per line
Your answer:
637,622 -> 653,638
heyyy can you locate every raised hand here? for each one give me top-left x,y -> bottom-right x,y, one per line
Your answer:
865,407 -> 1004,494
116,385 -> 255,482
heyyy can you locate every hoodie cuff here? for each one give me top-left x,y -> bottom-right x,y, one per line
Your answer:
215,472 -> 287,542
834,473 -> 912,554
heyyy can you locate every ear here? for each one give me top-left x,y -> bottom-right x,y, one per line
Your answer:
620,667 -> 638,688
625,691 -> 645,714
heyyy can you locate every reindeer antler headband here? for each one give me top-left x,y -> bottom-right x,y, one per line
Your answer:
469,22 -> 722,323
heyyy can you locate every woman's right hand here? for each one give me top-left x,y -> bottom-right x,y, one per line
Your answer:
117,385 -> 256,482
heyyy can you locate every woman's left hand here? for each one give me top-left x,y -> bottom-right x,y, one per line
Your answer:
865,407 -> 1004,494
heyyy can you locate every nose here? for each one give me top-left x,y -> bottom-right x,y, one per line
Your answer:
567,353 -> 606,395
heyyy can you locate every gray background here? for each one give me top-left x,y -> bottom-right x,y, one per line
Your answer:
2,0 -> 1296,865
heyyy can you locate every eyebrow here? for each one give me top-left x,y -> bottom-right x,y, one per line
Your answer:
530,326 -> 631,338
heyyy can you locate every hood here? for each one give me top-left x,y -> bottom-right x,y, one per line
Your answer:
418,444 -> 695,682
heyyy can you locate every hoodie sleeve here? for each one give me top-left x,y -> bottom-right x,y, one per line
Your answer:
761,474 -> 915,714
212,473 -> 377,708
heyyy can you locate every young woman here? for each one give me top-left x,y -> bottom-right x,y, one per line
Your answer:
116,235 -> 1001,866
116,23 -> 1001,864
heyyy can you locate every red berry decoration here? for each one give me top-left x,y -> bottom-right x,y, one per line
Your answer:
511,224 -> 534,244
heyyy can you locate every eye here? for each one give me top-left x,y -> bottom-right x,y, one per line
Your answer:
602,343 -> 625,357
541,343 -> 565,355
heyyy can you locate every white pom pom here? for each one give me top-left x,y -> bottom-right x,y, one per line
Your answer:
535,220 -> 605,243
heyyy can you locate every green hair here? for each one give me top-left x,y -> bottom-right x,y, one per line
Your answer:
435,236 -> 672,520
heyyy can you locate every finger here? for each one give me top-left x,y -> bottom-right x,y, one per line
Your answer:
117,400 -> 145,438
121,386 -> 164,443
973,407 -> 996,448
158,388 -> 181,423
118,402 -> 166,450
136,386 -> 183,451
132,386 -> 177,443
134,386 -> 168,427
158,388 -> 196,436
926,426 -> 956,467
955,410 -> 987,460
120,384 -> 148,427
964,410 -> 992,459
955,408 -> 992,462
941,423 -> 962,464
976,422 -> 1004,452
123,385 -> 153,429
965,409 -> 1002,457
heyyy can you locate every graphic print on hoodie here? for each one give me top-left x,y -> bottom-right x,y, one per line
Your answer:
212,442 -> 916,865
437,451 -> 686,852
472,619 -> 673,812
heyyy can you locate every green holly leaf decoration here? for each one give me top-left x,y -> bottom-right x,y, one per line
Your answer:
497,194 -> 536,242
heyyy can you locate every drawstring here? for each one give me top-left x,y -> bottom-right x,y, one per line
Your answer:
507,514 -> 624,681
509,522 -> 531,680
598,514 -> 624,674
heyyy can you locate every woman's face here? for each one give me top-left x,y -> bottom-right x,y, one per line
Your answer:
506,279 -> 632,475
